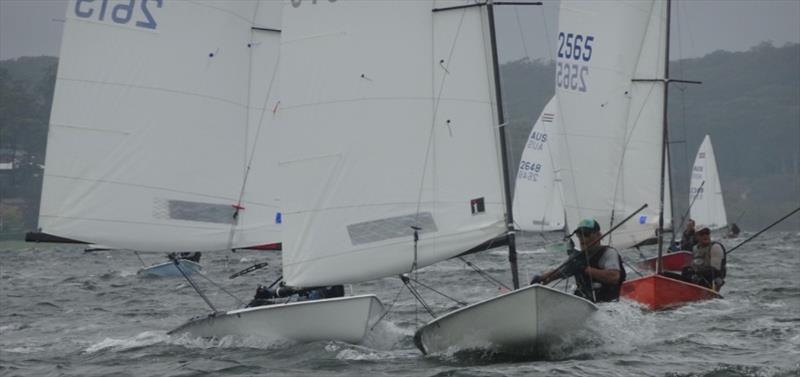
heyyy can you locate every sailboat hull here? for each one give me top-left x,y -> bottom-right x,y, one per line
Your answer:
620,274 -> 722,310
413,285 -> 597,355
169,294 -> 384,344
636,251 -> 692,272
137,260 -> 202,278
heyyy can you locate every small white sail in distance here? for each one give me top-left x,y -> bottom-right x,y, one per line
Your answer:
276,0 -> 507,288
554,0 -> 671,249
36,0 -> 283,252
512,96 -> 566,232
690,135 -> 728,230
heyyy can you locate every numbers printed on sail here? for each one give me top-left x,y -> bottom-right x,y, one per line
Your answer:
74,0 -> 162,30
518,160 -> 543,183
556,32 -> 594,93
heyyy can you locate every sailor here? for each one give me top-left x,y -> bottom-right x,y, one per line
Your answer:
726,223 -> 741,238
682,226 -> 726,291
167,252 -> 202,263
247,284 -> 344,307
679,219 -> 697,251
530,219 -> 626,303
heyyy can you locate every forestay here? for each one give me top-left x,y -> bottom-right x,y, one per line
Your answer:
276,0 -> 506,287
690,135 -> 727,230
38,0 -> 283,251
512,97 -> 565,232
554,0 -> 671,249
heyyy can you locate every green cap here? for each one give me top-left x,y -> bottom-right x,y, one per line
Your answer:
575,218 -> 600,233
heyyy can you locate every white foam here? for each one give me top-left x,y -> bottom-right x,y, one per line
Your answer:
85,331 -> 169,353
361,319 -> 410,350
2,346 -> 44,354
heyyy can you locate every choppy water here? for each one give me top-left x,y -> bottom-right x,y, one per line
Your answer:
1,231 -> 798,376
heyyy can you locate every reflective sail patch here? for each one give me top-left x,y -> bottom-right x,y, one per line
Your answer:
347,212 -> 437,246
153,199 -> 236,224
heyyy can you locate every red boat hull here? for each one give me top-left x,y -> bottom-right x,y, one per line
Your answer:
620,274 -> 722,310
636,251 -> 693,271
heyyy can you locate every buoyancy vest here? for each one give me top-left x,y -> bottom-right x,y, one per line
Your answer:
692,241 -> 727,277
574,246 -> 626,303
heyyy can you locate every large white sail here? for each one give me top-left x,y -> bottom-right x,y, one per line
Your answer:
276,0 -> 506,287
512,97 -> 565,232
37,0 -> 283,251
554,0 -> 670,249
690,135 -> 727,230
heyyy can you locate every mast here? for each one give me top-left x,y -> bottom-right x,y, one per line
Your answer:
655,0 -> 672,274
486,1 -> 520,289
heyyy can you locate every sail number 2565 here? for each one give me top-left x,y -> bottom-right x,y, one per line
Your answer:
74,0 -> 163,30
556,32 -> 594,93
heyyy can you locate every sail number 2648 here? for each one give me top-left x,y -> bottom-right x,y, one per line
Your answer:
74,0 -> 162,30
556,32 -> 594,93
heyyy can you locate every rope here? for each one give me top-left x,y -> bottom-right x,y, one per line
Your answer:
194,270 -> 245,307
133,251 -> 147,267
401,275 -> 437,320
458,257 -> 510,290
405,276 -> 467,306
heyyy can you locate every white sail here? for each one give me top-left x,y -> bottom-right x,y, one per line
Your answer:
554,0 -> 669,249
690,135 -> 727,230
276,0 -> 506,287
37,0 -> 283,251
512,97 -> 565,232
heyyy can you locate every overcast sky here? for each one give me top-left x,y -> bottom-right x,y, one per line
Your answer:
1,0 -> 798,62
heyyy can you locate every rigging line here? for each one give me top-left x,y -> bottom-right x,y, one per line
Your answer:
621,257 -> 644,278
513,5 -> 532,62
676,180 -> 705,237
458,257 -> 511,290
414,7 -> 469,220
226,29 -> 284,249
608,82 -> 660,234
405,276 -> 467,306
173,257 -> 218,313
536,0 -> 553,62
401,275 -> 437,319
133,251 -> 147,267
370,283 -> 406,331
609,2 -> 666,230
193,270 -> 245,306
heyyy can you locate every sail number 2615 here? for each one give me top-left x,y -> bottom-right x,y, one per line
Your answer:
556,32 -> 594,93
74,0 -> 163,30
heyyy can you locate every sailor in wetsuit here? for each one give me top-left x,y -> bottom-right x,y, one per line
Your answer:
530,218 -> 626,303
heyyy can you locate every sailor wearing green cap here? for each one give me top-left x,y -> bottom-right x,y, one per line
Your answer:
529,218 -> 626,303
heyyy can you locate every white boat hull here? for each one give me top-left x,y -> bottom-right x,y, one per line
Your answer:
137,260 -> 202,277
414,284 -> 597,354
169,294 -> 384,344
